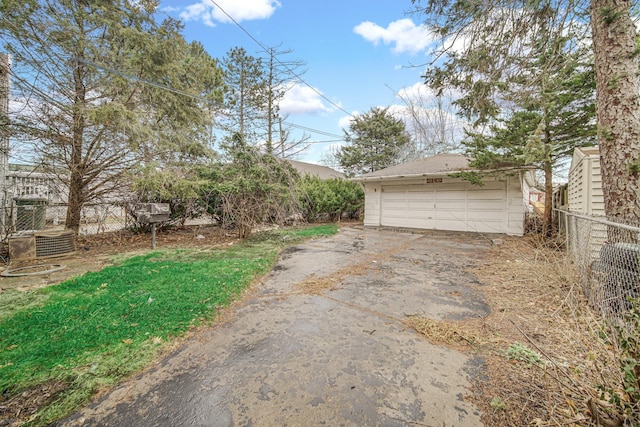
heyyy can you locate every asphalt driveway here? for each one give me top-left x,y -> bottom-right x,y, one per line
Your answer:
59,226 -> 491,426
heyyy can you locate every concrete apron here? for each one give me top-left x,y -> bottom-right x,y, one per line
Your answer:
60,226 -> 491,427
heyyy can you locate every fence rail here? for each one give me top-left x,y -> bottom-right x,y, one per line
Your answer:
557,209 -> 640,322
0,202 -> 129,241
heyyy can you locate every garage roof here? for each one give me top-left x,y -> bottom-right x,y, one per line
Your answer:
287,160 -> 345,180
352,153 -> 471,181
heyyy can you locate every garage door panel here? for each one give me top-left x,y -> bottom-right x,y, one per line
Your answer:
472,181 -> 505,190
434,218 -> 467,232
467,199 -> 504,210
436,200 -> 467,210
467,189 -> 505,200
407,192 -> 434,202
436,191 -> 466,201
379,180 -> 510,233
407,207 -> 434,218
468,210 -> 503,220
407,200 -> 434,208
405,217 -> 435,228
383,200 -> 407,209
437,182 -> 467,192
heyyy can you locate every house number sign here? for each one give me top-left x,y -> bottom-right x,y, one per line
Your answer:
425,178 -> 443,183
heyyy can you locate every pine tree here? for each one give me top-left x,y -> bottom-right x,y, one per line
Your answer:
338,107 -> 412,177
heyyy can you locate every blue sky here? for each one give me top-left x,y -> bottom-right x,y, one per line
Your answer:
160,0 -> 439,164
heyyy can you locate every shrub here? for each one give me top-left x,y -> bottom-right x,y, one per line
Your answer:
297,175 -> 364,222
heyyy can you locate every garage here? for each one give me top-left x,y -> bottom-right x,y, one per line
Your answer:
353,154 -> 529,236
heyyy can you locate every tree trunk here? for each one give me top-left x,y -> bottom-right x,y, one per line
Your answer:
65,59 -> 86,233
543,158 -> 554,236
266,50 -> 274,154
590,0 -> 640,224
65,168 -> 84,233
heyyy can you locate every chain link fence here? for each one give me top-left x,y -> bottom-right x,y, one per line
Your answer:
557,209 -> 640,323
0,202 -> 129,241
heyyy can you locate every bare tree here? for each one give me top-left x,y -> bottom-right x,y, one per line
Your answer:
391,85 -> 464,157
260,46 -> 307,155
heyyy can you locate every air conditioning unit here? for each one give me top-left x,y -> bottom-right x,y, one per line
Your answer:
8,230 -> 76,261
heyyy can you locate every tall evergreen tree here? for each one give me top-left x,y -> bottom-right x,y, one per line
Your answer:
590,0 -> 640,224
463,36 -> 596,233
412,0 -> 640,224
221,47 -> 267,146
0,0 -> 223,231
337,107 -> 412,177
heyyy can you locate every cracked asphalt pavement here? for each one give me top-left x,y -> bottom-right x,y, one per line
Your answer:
58,226 -> 492,426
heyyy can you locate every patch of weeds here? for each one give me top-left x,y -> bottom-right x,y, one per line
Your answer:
504,342 -> 545,367
406,316 -> 490,348
594,298 -> 640,425
288,224 -> 338,238
490,396 -> 507,411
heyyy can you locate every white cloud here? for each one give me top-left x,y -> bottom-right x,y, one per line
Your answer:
396,82 -> 435,101
179,0 -> 281,27
279,83 -> 332,115
353,19 -> 433,55
160,5 -> 180,13
338,112 -> 358,130
395,82 -> 463,111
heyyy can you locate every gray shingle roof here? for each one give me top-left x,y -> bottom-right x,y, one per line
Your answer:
353,153 -> 471,180
287,160 -> 345,180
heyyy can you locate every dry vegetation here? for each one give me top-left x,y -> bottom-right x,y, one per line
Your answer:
407,235 -> 627,426
2,226 -> 633,425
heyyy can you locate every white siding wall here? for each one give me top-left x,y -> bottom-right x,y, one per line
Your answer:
363,183 -> 381,226
506,173 -> 526,235
362,174 -> 526,235
568,149 -> 605,216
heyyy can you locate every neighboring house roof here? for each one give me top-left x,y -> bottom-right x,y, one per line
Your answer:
287,160 -> 345,180
352,153 -> 471,181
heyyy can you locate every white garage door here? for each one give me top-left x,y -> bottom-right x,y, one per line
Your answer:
380,181 -> 507,234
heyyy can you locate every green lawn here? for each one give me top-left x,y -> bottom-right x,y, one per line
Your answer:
0,224 -> 338,426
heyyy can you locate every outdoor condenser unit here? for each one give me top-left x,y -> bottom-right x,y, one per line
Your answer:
8,230 -> 76,261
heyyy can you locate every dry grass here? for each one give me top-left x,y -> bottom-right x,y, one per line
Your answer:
408,234 -> 626,426
296,238 -> 415,295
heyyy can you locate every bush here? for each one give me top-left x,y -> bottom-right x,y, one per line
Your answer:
206,146 -> 300,237
129,164 -> 209,228
297,175 -> 364,222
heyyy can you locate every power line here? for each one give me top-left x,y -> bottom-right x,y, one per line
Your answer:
74,58 -> 208,101
207,0 -> 352,116
283,122 -> 344,139
71,57 -> 344,141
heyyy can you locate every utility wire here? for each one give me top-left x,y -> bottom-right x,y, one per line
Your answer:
71,57 -> 344,142
74,58 -> 209,101
283,122 -> 343,139
207,0 -> 352,117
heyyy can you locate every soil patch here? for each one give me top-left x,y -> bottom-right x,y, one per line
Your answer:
0,381 -> 69,426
